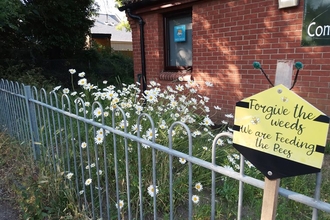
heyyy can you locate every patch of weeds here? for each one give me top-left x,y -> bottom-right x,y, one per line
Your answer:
0,132 -> 86,219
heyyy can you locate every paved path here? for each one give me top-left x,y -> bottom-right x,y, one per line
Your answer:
0,188 -> 20,220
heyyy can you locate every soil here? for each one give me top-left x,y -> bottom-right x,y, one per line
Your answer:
0,188 -> 20,220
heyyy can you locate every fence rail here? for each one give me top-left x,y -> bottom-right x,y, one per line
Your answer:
0,78 -> 329,220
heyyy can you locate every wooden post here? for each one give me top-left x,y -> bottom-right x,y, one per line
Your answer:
260,60 -> 294,220
261,178 -> 280,220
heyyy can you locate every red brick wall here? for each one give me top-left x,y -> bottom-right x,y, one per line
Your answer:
128,0 -> 330,124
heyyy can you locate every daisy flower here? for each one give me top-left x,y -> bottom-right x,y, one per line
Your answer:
232,154 -> 240,160
116,200 -> 124,210
66,172 -> 74,180
63,88 -> 70,94
78,72 -> 85,77
159,121 -> 167,130
150,81 -> 157,86
179,158 -> 187,164
131,124 -> 142,134
145,128 -> 158,140
81,142 -> 87,149
225,113 -> 234,118
96,129 -> 104,137
69,69 -> 76,74
93,107 -> 102,118
195,182 -> 203,192
176,84 -> 184,91
201,116 -> 214,126
216,139 -> 224,146
53,86 -> 61,91
85,178 -> 92,186
227,155 -> 235,164
205,81 -> 213,87
94,135 -> 104,145
145,93 -> 158,103
78,78 -> 87,86
147,185 -> 159,197
223,165 -> 234,171
245,160 -> 254,168
192,195 -> 200,204
190,88 -> 197,93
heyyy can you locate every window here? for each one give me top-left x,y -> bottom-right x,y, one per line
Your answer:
164,9 -> 192,71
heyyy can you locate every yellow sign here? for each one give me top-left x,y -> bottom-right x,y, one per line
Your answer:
233,84 -> 329,179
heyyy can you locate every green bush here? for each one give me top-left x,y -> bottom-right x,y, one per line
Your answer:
0,45 -> 134,89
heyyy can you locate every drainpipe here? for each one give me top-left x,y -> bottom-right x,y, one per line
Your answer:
126,8 -> 147,93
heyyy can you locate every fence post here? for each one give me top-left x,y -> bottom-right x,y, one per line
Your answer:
24,85 -> 40,160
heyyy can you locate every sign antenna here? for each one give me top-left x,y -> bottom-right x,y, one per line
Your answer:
252,61 -> 303,90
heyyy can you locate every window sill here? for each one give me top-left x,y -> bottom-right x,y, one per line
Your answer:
159,70 -> 192,81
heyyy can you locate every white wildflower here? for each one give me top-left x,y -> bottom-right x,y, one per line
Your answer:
205,81 -> 213,87
116,200 -> 124,210
192,195 -> 200,204
94,135 -> 104,145
78,78 -> 87,86
53,86 -> 61,91
93,107 -> 102,118
179,157 -> 186,164
232,154 -> 240,160
85,178 -> 92,186
81,142 -> 87,149
66,172 -> 74,180
195,182 -> 203,192
147,185 -> 159,197
223,165 -> 233,171
217,139 -> 224,146
69,69 -> 76,74
63,88 -> 70,94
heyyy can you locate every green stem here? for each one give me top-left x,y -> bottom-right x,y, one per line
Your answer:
71,74 -> 75,91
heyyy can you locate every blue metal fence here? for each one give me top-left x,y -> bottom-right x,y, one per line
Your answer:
0,79 -> 329,220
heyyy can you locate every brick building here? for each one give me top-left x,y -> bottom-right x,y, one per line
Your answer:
119,0 -> 330,124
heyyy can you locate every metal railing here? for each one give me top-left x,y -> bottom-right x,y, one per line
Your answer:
0,79 -> 329,220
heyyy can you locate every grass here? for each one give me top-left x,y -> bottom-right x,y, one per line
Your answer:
1,131 -> 330,219
0,131 -> 87,219
0,133 -> 27,218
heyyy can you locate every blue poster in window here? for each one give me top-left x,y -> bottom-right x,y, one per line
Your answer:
174,25 -> 186,42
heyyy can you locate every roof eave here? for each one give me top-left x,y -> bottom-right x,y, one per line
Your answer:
118,0 -> 170,11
